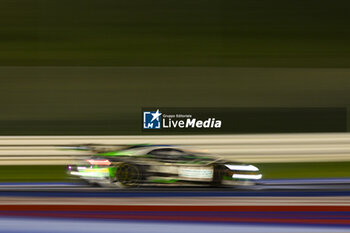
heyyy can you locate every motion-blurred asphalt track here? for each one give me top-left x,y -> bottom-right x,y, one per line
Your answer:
1,180 -> 350,232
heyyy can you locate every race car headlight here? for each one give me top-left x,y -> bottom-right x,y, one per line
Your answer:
224,164 -> 259,172
232,174 -> 262,180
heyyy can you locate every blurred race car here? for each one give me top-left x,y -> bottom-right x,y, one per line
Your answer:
67,144 -> 262,188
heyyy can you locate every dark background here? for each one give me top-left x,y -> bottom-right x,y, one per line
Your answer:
0,0 -> 350,134
2,0 -> 350,67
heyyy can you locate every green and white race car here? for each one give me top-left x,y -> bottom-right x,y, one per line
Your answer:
67,144 -> 262,188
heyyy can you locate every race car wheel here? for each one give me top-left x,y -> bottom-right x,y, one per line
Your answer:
211,165 -> 224,187
115,163 -> 142,188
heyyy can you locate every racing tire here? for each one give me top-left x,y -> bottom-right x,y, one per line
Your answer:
114,163 -> 143,188
211,165 -> 224,187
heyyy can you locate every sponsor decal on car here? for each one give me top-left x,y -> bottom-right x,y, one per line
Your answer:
178,167 -> 214,179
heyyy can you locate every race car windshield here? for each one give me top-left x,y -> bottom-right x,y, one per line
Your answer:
147,148 -> 214,161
